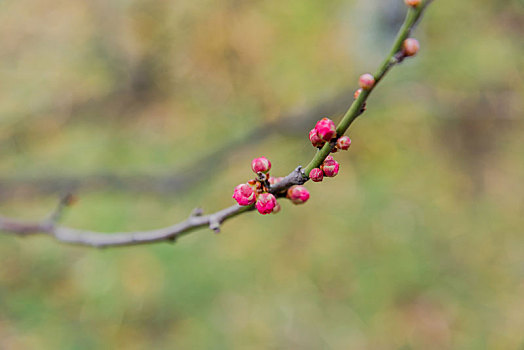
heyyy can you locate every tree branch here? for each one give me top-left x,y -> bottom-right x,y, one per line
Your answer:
0,204 -> 253,247
0,0 -> 433,248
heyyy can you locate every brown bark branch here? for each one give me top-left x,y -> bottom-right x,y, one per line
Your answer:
0,204 -> 252,247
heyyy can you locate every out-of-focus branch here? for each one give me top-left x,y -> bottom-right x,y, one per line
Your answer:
0,1 -> 433,248
0,87 -> 353,201
1,85 -> 518,201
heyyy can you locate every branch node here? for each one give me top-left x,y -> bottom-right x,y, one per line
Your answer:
209,219 -> 221,233
256,172 -> 268,182
46,192 -> 76,227
295,166 -> 307,184
393,52 -> 405,64
191,207 -> 204,217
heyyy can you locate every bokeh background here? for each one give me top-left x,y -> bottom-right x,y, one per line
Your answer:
1,0 -> 523,348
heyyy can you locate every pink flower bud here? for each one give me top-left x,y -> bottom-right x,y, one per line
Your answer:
325,155 -> 334,163
251,157 -> 271,174
359,73 -> 375,90
404,0 -> 421,7
268,176 -> 284,185
314,118 -> 336,142
354,88 -> 362,99
336,136 -> 351,150
256,193 -> 277,215
232,183 -> 256,206
322,159 -> 340,177
309,168 -> 324,182
402,38 -> 420,57
287,185 -> 310,205
309,128 -> 325,148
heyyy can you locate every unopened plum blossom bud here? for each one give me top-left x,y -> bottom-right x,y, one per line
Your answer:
287,185 -> 310,205
404,0 -> 421,7
268,176 -> 284,185
232,184 -> 256,206
314,118 -> 336,142
309,168 -> 324,182
256,193 -> 277,215
402,38 -> 420,57
336,136 -> 351,150
251,157 -> 271,174
309,128 -> 325,148
325,155 -> 334,162
322,158 -> 340,177
354,88 -> 362,99
359,73 -> 375,90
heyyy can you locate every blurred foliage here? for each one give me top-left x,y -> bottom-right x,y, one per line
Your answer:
0,0 -> 523,348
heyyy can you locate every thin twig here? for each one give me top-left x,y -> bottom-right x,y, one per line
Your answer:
0,204 -> 253,247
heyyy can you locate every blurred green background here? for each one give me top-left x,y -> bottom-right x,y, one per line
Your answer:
1,0 -> 523,348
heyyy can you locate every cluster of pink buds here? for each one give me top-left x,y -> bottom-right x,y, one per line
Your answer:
309,155 -> 341,182
309,117 -> 336,148
308,114 -> 352,181
233,157 -> 310,215
309,117 -> 352,154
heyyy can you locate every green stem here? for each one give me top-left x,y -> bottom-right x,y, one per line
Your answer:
303,2 -> 430,175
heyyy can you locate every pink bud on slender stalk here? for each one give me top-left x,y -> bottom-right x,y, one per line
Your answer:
359,73 -> 375,90
309,128 -> 325,148
402,38 -> 420,57
256,193 -> 277,214
314,118 -> 337,142
322,158 -> 340,177
309,168 -> 324,182
251,157 -> 271,174
336,136 -> 352,150
233,184 -> 256,206
287,185 -> 310,205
